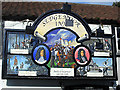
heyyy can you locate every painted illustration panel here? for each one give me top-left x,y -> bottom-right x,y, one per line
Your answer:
74,46 -> 91,66
76,57 -> 113,77
7,55 -> 48,76
43,29 -> 79,68
8,32 -> 34,54
83,37 -> 112,56
32,44 -> 50,65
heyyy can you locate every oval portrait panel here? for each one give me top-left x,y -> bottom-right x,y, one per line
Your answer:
74,46 -> 91,66
32,44 -> 50,65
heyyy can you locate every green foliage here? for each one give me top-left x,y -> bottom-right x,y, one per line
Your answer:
47,59 -> 76,68
113,2 -> 120,7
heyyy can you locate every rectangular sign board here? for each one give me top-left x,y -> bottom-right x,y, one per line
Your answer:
2,29 -> 117,80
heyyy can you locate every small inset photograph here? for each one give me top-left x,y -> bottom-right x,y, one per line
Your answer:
74,46 -> 91,66
83,37 -> 112,56
32,44 -> 50,65
76,57 -> 113,77
7,55 -> 48,76
8,33 -> 34,54
87,57 -> 113,77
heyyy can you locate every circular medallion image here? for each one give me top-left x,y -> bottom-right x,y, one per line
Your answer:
32,44 -> 50,65
74,46 -> 91,66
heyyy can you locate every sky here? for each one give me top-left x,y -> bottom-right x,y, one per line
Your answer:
44,29 -> 76,46
31,0 -> 120,6
92,57 -> 112,67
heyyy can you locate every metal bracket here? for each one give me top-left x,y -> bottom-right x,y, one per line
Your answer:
62,2 -> 71,12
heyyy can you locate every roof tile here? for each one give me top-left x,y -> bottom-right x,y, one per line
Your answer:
2,2 -> 120,25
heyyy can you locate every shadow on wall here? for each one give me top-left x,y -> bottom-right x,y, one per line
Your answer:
1,88 -> 61,90
6,79 -> 113,87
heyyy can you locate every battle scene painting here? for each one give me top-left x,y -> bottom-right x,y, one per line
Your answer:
43,29 -> 79,68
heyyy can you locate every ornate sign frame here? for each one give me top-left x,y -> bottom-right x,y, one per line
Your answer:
2,8 -> 117,81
